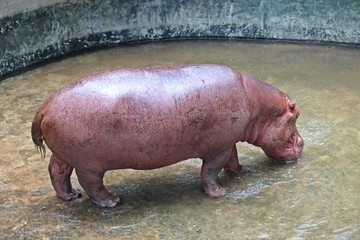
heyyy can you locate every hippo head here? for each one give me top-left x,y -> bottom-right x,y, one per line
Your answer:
257,99 -> 304,162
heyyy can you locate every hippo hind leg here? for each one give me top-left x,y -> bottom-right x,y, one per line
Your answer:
201,148 -> 233,197
48,154 -> 82,201
75,169 -> 120,208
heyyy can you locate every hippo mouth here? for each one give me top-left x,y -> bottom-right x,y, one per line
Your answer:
262,133 -> 304,162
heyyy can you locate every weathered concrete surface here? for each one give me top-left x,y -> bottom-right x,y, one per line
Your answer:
0,0 -> 68,17
0,0 -> 359,79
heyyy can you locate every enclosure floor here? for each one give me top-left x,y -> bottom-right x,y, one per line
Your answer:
0,40 -> 359,239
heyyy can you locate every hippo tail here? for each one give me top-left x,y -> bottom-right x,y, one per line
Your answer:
31,112 -> 46,158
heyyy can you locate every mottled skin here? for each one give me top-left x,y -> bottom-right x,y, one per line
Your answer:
31,64 -> 304,207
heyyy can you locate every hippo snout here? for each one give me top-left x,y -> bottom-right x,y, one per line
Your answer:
262,133 -> 304,162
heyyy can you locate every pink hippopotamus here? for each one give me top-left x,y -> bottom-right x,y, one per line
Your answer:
31,64 -> 304,207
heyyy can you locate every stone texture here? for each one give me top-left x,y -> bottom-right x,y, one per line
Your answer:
0,0 -> 359,80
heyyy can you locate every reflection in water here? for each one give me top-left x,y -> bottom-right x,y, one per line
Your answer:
0,40 -> 359,239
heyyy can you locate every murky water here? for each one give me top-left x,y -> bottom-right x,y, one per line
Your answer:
0,40 -> 359,239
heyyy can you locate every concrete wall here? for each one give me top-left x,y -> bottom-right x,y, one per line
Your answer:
1,0 -> 359,79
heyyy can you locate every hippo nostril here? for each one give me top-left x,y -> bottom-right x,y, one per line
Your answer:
296,134 -> 304,145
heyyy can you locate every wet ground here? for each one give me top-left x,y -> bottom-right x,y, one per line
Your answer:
0,40 -> 359,239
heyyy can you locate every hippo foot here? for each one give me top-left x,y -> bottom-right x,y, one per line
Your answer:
225,164 -> 251,174
92,195 -> 121,208
204,186 -> 227,198
57,189 -> 83,201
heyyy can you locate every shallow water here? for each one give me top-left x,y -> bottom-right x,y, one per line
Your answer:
0,40 -> 359,239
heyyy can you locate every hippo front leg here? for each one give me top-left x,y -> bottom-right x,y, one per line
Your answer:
201,148 -> 232,197
75,169 -> 120,208
224,145 -> 250,174
48,154 -> 82,201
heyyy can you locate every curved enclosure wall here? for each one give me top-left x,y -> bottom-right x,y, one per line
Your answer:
1,0 -> 359,79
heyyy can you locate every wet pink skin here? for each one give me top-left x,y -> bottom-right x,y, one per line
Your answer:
31,64 -> 304,207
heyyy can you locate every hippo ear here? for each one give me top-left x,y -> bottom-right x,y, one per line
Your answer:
288,100 -> 296,110
287,99 -> 300,118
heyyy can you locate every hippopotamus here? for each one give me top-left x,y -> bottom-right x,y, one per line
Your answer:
31,64 -> 304,207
